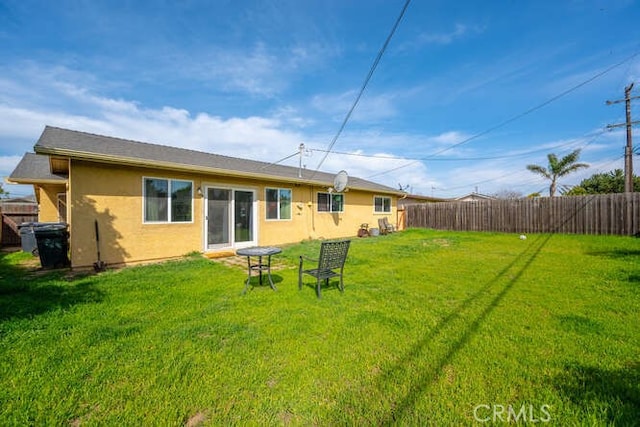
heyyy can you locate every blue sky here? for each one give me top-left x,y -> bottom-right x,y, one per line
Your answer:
1,0 -> 639,198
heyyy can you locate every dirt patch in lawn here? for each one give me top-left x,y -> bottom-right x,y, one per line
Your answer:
185,411 -> 209,427
423,238 -> 451,247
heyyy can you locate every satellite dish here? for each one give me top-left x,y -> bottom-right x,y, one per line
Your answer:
333,170 -> 348,193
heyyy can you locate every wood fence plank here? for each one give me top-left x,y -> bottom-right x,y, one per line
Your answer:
406,193 -> 640,235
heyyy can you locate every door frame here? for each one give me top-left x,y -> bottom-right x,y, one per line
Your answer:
203,183 -> 258,251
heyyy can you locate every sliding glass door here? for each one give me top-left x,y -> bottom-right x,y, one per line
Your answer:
206,187 -> 256,249
207,188 -> 230,247
234,190 -> 253,243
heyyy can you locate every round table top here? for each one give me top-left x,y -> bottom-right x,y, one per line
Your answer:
236,246 -> 282,257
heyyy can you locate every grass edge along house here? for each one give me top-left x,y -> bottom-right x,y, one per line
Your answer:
9,126 -> 403,268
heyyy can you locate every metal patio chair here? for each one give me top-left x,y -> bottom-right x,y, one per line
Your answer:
383,217 -> 396,233
298,240 -> 351,298
378,217 -> 395,235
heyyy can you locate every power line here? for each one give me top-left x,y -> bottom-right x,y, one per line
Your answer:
259,151 -> 299,170
439,152 -> 626,195
426,132 -> 608,194
310,0 -> 412,178
308,129 -> 606,162
365,48 -> 640,180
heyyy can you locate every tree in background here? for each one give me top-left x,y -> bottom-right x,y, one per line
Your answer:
0,183 -> 6,198
526,149 -> 589,197
492,189 -> 524,199
564,169 -> 640,195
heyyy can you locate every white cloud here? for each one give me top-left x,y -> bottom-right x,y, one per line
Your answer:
9,61 -> 622,200
399,23 -> 485,52
215,43 -> 283,97
417,24 -> 474,45
1,155 -> 31,197
311,90 -> 398,124
0,155 -> 23,175
166,41 -> 334,98
0,72 -> 436,196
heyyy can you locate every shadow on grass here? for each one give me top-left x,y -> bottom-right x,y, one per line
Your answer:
242,273 -> 285,293
586,249 -> 640,259
298,278 -> 344,297
342,233 -> 555,423
554,362 -> 640,424
0,252 -> 103,321
587,248 -> 640,286
628,273 -> 640,283
556,314 -> 604,335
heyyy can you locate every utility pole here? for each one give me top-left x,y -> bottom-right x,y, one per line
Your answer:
298,143 -> 305,178
606,83 -> 640,192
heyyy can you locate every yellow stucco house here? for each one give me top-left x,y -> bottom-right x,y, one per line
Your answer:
9,126 -> 402,268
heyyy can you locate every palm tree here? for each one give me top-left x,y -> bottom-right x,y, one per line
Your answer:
526,149 -> 589,197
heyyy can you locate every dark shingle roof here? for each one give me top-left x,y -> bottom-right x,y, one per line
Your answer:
34,126 -> 400,194
8,152 -> 67,184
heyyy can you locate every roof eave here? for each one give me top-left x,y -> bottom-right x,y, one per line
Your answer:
35,146 -> 402,195
6,177 -> 67,185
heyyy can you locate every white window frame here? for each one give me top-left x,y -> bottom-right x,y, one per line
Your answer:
317,192 -> 344,213
143,177 -> 194,224
265,187 -> 293,221
374,195 -> 392,214
202,183 -> 258,251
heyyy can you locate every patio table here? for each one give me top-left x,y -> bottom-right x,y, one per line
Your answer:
236,246 -> 282,293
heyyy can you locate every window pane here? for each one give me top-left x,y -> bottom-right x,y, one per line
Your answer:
374,196 -> 383,212
171,180 -> 192,222
383,197 -> 391,212
279,189 -> 292,219
331,194 -> 344,212
145,178 -> 168,222
374,196 -> 391,213
208,188 -> 230,245
317,193 -> 329,212
235,190 -> 253,242
266,188 -> 278,219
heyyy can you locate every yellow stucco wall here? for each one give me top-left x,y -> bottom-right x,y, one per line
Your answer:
68,161 -> 203,267
257,185 -> 399,244
37,184 -> 66,222
67,160 -> 397,268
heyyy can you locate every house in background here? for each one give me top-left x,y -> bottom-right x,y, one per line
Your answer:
397,193 -> 448,209
453,192 -> 496,202
9,126 -> 402,268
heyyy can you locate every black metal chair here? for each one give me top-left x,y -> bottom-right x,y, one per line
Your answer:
298,240 -> 351,298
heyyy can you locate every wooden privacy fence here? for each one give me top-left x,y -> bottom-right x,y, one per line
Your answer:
1,202 -> 38,247
405,193 -> 640,235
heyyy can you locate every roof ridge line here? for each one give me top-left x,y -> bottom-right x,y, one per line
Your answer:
42,125 -> 284,170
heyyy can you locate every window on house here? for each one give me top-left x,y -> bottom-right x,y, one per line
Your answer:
144,178 -> 193,223
171,180 -> 193,222
374,196 -> 392,213
57,193 -> 67,223
266,188 -> 292,220
317,192 -> 344,213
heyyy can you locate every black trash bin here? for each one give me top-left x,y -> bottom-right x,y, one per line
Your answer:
20,222 -> 59,255
34,223 -> 70,268
18,222 -> 38,254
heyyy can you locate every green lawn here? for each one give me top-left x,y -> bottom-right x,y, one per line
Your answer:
1,229 -> 638,425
